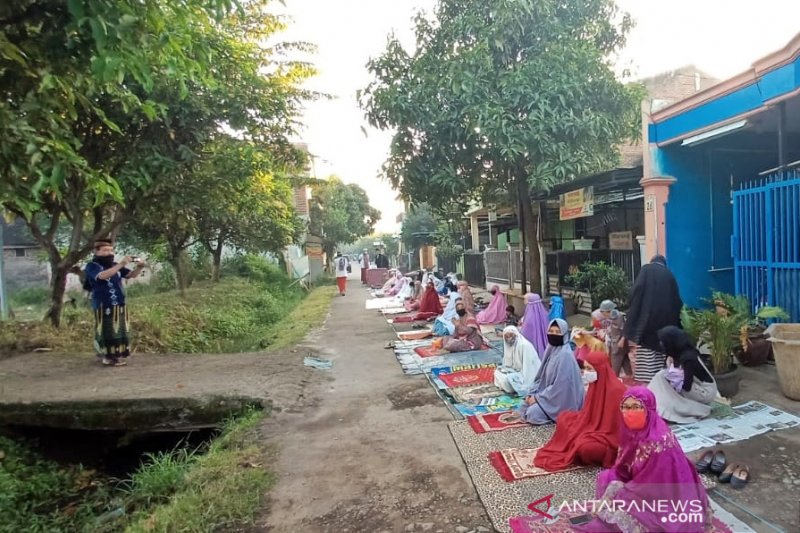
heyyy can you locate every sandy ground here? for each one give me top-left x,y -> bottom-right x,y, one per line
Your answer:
255,270 -> 493,533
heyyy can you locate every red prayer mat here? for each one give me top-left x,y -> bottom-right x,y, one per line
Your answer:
488,448 -> 584,482
467,412 -> 529,434
415,345 -> 448,358
392,315 -> 417,323
439,366 -> 495,388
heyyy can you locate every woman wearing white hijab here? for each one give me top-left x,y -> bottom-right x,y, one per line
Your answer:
396,277 -> 414,300
433,292 -> 462,336
494,326 -> 541,396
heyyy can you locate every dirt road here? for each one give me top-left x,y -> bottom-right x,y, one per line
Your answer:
258,270 -> 493,533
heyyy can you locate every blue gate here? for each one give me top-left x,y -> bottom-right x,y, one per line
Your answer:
733,170 -> 800,321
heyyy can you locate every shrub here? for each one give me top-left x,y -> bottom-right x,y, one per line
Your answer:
9,286 -> 50,307
565,261 -> 630,309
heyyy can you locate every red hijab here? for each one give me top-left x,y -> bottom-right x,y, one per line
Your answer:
417,283 -> 443,315
534,350 -> 626,471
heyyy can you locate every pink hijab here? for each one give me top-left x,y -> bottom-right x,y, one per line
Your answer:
476,285 -> 508,325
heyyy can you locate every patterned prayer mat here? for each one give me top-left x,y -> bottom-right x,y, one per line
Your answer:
450,383 -> 506,404
439,366 -> 496,388
467,412 -> 529,434
488,447 -> 585,482
454,395 -> 524,417
448,420 -> 718,533
393,346 -> 503,376
415,344 -> 493,358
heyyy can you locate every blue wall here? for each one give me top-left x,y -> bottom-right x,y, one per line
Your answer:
654,147 -> 735,307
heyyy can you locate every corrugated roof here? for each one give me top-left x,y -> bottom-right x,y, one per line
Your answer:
2,218 -> 38,247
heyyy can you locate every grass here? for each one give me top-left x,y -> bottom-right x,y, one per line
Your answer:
0,409 -> 272,533
124,409 -> 272,532
0,257 -> 336,355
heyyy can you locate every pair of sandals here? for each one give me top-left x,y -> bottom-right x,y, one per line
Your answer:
101,357 -> 127,367
695,449 -> 749,488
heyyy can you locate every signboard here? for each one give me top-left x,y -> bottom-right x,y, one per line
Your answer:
559,186 -> 594,221
304,241 -> 323,258
609,231 -> 634,250
645,195 -> 656,213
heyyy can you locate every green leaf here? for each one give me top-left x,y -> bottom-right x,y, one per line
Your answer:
67,0 -> 85,19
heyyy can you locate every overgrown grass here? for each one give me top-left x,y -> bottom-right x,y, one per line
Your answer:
0,256 -> 335,355
0,409 -> 271,533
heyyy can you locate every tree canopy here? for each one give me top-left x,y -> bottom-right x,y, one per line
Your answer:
361,0 -> 642,291
308,177 -> 381,262
1,0 -> 314,324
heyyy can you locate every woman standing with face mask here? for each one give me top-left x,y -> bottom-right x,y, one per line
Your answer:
534,351 -> 627,471
515,319 -> 584,425
575,387 -> 712,532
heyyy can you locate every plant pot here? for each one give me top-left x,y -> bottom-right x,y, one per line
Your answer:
562,297 -> 577,317
713,365 -> 741,398
738,336 -> 772,366
766,323 -> 800,401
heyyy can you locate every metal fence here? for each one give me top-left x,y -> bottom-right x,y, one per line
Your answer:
733,170 -> 800,321
485,250 -> 510,285
437,254 -> 458,275
545,249 -> 641,288
464,253 -> 486,287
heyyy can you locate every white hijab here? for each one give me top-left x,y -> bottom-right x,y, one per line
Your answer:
441,292 -> 462,321
397,277 -> 413,299
502,325 -> 540,389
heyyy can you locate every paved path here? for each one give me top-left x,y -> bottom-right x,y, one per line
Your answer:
258,269 -> 493,532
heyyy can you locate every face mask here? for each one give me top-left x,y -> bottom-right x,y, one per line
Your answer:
456,309 -> 467,317
490,290 -> 497,295
93,255 -> 114,268
582,371 -> 598,385
547,334 -> 564,347
622,410 -> 647,431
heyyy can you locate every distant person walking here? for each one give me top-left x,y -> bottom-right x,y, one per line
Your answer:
84,240 -> 145,367
374,248 -> 390,269
622,255 -> 683,383
334,252 -> 349,296
360,249 -> 370,285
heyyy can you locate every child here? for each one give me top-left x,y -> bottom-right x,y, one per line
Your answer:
496,305 -> 519,335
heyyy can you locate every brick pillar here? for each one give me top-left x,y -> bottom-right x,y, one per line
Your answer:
640,176 -> 676,260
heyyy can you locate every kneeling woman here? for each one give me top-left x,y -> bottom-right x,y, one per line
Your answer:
516,319 -> 584,425
441,301 -> 483,353
648,326 -> 718,423
534,350 -> 626,471
494,326 -> 540,397
576,387 -> 712,532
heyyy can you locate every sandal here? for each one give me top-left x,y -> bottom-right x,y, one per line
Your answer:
709,450 -> 727,474
101,358 -> 115,366
114,359 -> 127,366
694,450 -> 714,473
731,465 -> 750,489
384,341 -> 395,349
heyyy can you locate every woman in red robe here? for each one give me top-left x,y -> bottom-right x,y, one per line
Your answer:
534,350 -> 626,470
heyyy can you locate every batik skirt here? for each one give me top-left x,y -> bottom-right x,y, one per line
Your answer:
93,304 -> 131,359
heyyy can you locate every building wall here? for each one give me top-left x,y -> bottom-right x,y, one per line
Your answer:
655,147 -> 735,308
3,248 -> 49,294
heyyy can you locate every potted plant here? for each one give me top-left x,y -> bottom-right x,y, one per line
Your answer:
710,292 -> 789,366
565,261 -> 630,311
681,306 -> 742,397
682,292 -> 789,397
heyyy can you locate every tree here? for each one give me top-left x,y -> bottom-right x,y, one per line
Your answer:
400,204 -> 437,250
308,177 -> 381,264
361,0 -> 642,293
1,0 -> 314,321
0,0 -> 237,325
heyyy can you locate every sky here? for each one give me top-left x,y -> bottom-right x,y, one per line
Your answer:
276,0 -> 800,233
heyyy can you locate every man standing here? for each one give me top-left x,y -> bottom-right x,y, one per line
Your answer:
360,249 -> 370,285
334,252 -> 349,296
374,248 -> 390,269
84,240 -> 145,366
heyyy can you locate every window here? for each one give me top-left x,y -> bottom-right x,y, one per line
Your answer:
14,249 -> 25,257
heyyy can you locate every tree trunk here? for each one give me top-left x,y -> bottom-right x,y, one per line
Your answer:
44,264 -> 69,328
211,244 -> 223,282
515,189 -> 528,295
516,174 -> 542,295
171,249 -> 190,294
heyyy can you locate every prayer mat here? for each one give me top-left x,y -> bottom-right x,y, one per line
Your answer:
382,307 -> 411,316
450,383 -> 506,404
507,508 -> 738,533
397,330 -> 433,341
415,346 -> 448,358
454,395 -> 524,417
439,366 -> 496,388
468,412 -> 530,434
448,420 -> 718,533
394,347 -> 502,376
488,447 -> 585,482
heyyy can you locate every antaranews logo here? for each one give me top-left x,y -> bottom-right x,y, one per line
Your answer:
528,494 -> 706,526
